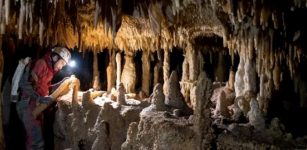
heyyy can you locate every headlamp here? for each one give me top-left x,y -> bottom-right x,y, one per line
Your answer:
68,60 -> 76,68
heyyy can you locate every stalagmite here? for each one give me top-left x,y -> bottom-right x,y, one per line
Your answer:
93,51 -> 100,90
142,51 -> 150,96
247,98 -> 265,130
18,0 -> 25,39
151,83 -> 167,111
116,52 -> 121,89
226,70 -> 235,91
121,52 -> 136,93
117,83 -> 126,105
165,71 -> 186,110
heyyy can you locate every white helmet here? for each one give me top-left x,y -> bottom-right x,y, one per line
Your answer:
52,47 -> 71,63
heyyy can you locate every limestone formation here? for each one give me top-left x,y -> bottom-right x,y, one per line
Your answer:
247,98 -> 265,130
164,71 -> 186,109
106,62 -> 114,92
121,53 -> 136,93
142,51 -> 150,96
235,57 -> 245,98
116,52 -> 122,89
117,83 -> 126,105
93,51 -> 100,90
151,84 -> 167,111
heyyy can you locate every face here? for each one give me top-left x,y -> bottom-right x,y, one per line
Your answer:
54,59 -> 67,72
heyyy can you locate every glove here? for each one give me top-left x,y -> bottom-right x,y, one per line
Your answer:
38,96 -> 54,104
11,95 -> 19,103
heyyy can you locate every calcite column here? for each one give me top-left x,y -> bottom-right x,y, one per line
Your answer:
93,51 -> 100,90
142,51 -> 150,96
106,52 -> 116,92
116,52 -> 121,89
187,44 -> 199,81
180,55 -> 191,107
121,52 -> 136,93
106,63 -> 113,92
244,58 -> 257,95
234,57 -> 245,98
153,50 -> 162,86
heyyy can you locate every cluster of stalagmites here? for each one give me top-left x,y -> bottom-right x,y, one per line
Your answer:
146,71 -> 192,117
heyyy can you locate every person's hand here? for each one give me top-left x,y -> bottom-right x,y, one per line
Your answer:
38,96 -> 54,104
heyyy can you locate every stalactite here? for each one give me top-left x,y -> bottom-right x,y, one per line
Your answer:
121,52 -> 136,93
163,49 -> 170,85
93,51 -> 100,90
18,0 -> 25,39
154,51 -> 162,87
106,61 -> 113,92
273,62 -> 281,90
116,52 -> 121,89
39,18 -> 44,45
0,0 -> 4,35
4,0 -> 8,25
142,51 -> 150,96
0,0 -> 3,25
29,2 -> 33,33
215,52 -> 225,81
94,1 -> 101,28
